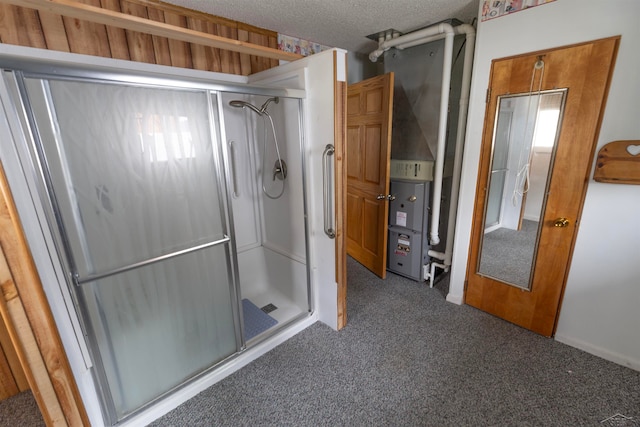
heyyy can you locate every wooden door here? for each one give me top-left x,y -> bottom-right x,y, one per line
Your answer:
346,73 -> 394,278
466,37 -> 619,336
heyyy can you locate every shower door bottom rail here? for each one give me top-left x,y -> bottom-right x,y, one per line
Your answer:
74,235 -> 231,285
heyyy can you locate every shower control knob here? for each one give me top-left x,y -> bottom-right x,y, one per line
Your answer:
273,160 -> 287,181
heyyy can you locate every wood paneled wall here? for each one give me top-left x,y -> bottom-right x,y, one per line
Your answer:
0,163 -> 90,425
0,310 -> 29,400
0,0 -> 279,75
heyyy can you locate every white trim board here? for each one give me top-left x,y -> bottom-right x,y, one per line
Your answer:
555,333 -> 640,373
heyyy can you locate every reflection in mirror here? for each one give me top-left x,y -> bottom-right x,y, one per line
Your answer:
477,90 -> 566,289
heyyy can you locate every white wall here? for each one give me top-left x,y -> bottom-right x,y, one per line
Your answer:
449,0 -> 640,370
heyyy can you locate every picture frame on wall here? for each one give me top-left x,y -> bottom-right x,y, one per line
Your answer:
481,0 -> 557,21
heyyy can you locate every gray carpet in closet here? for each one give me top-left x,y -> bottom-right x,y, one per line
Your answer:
150,257 -> 640,427
478,219 -> 538,287
0,390 -> 44,427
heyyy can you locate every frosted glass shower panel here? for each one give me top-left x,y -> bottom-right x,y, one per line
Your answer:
25,78 -> 225,277
79,243 -> 237,419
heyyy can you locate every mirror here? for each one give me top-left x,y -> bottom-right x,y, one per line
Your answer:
477,89 -> 566,289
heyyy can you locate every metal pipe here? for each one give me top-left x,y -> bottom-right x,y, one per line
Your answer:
368,23 -> 449,62
369,22 -> 476,269
369,22 -> 455,246
443,24 -> 476,266
424,261 -> 448,288
428,24 -> 454,246
395,33 -> 445,50
394,24 -> 472,51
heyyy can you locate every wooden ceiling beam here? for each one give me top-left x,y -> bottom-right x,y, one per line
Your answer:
1,0 -> 303,62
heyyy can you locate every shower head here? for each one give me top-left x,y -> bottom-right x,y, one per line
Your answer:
229,100 -> 262,115
228,97 -> 279,115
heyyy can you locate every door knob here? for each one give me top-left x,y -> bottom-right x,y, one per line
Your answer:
377,194 -> 396,201
554,217 -> 570,227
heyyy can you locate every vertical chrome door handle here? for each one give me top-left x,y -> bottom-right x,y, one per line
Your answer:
322,144 -> 336,239
229,141 -> 239,199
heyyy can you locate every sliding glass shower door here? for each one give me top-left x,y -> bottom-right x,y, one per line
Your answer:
21,77 -> 240,422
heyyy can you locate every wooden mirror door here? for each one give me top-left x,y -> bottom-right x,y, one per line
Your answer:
466,37 -> 619,337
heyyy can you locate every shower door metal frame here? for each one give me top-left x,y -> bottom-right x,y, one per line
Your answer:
13,71 -> 243,424
0,54 -> 307,425
297,97 -> 314,316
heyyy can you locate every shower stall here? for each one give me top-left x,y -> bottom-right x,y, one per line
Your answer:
223,92 -> 311,337
0,45 -> 335,425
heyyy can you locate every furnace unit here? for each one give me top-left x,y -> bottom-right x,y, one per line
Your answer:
387,179 -> 430,281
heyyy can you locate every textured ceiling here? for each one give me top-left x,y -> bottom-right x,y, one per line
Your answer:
163,0 -> 480,54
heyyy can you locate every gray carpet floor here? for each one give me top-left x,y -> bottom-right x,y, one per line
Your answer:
2,257 -> 639,426
150,257 -> 640,427
479,219 -> 538,287
0,390 -> 44,427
